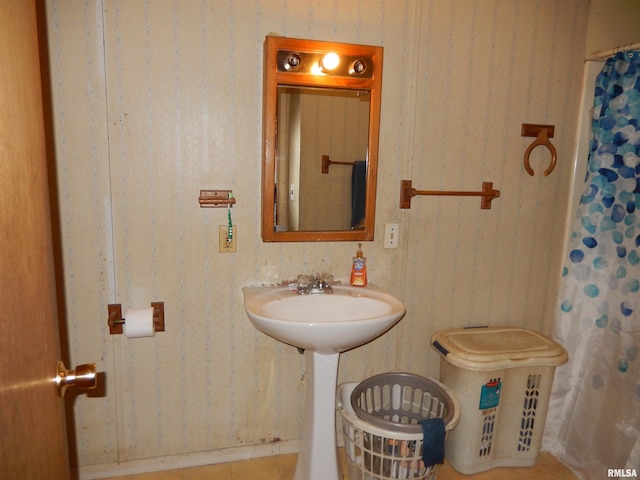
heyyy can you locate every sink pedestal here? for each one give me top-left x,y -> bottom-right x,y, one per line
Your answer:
294,352 -> 342,480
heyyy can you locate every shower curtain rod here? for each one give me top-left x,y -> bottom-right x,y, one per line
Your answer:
588,41 -> 640,61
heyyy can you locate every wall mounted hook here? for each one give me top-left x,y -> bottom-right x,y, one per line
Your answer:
521,123 -> 557,176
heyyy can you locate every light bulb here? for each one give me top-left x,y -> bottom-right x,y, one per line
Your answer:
321,52 -> 340,71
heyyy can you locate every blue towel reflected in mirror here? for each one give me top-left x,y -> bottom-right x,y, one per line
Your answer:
351,161 -> 366,229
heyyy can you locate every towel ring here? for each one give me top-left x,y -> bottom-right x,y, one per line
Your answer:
522,123 -> 557,177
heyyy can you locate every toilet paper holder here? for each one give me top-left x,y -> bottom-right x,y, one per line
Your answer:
107,302 -> 165,335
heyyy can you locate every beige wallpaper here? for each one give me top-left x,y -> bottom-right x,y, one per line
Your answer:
44,0 -> 589,473
585,0 -> 640,55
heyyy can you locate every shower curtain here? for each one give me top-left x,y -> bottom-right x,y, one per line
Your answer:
543,51 -> 640,479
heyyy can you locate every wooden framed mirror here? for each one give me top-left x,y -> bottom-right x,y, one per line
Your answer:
261,35 -> 383,242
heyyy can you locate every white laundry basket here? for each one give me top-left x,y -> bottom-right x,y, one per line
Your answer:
431,326 -> 568,475
337,373 -> 460,480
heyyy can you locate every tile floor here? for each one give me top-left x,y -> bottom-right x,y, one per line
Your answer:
100,449 -> 577,480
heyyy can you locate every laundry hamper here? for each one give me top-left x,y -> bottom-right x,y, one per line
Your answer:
336,373 -> 460,480
431,326 -> 568,474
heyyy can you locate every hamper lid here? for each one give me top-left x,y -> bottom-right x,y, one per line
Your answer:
431,326 -> 568,370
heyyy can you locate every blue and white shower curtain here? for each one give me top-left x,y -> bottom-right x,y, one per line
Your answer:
544,51 -> 640,479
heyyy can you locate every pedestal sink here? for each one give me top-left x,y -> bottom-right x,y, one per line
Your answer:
242,284 -> 405,480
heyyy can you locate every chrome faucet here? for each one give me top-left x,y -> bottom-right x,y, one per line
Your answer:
296,273 -> 333,294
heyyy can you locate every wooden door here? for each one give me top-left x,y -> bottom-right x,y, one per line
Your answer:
0,1 -> 70,478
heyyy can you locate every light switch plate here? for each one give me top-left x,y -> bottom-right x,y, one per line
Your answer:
383,223 -> 399,248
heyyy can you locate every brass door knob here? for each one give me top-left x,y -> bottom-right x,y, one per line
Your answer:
55,361 -> 97,397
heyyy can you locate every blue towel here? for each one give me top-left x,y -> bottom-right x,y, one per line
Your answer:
350,161 -> 366,229
419,417 -> 445,468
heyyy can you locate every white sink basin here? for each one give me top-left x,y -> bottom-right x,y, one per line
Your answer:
243,283 -> 405,354
242,282 -> 405,480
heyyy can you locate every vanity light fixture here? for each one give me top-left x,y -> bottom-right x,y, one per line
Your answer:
276,49 -> 374,79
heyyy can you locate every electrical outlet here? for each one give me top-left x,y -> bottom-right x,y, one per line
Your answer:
219,225 -> 237,253
383,223 -> 399,248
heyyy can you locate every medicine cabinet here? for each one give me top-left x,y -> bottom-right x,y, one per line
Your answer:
261,35 -> 383,242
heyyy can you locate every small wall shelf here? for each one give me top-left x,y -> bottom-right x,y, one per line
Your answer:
199,189 -> 236,208
399,180 -> 500,210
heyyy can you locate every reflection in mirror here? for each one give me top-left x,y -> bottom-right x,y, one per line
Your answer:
276,86 -> 370,232
262,36 -> 383,242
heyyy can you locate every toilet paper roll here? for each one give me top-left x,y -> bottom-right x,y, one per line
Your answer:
124,307 -> 155,338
